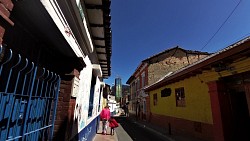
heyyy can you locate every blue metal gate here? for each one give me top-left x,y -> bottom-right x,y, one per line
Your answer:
0,46 -> 60,141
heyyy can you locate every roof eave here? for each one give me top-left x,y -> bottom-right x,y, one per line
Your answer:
145,37 -> 250,92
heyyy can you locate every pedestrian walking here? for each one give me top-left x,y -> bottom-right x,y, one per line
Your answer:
124,104 -> 129,117
109,116 -> 118,135
100,105 -> 111,135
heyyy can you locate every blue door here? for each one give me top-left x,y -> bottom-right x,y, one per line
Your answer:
0,47 -> 60,141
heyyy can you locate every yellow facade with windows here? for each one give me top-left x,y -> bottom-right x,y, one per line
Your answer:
149,75 -> 212,124
149,57 -> 250,124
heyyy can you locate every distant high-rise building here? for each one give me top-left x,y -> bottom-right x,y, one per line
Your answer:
115,77 -> 122,101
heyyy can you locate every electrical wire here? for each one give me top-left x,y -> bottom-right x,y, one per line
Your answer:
201,0 -> 242,51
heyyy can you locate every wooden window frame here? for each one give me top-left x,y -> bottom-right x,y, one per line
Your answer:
175,87 -> 186,107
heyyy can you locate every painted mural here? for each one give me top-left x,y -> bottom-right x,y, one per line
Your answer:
74,64 -> 92,132
92,77 -> 101,116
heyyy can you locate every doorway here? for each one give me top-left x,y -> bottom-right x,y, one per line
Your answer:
223,76 -> 250,141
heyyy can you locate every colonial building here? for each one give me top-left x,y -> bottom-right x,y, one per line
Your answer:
121,84 -> 130,106
126,46 -> 210,121
144,37 -> 250,141
0,0 -> 111,141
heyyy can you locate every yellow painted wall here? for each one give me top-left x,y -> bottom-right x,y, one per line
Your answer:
150,76 -> 213,124
201,57 -> 250,82
149,57 -> 250,124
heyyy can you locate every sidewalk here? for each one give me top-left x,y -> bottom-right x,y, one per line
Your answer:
93,110 -> 205,141
128,113 -> 206,141
92,109 -> 132,141
92,120 -> 118,141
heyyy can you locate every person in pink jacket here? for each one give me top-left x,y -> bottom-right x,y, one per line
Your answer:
100,105 -> 111,135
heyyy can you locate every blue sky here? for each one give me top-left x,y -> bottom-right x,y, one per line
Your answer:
104,0 -> 250,85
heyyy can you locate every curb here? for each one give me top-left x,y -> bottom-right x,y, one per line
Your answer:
129,119 -> 175,141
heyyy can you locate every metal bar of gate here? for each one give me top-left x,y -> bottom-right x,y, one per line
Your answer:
21,62 -> 36,141
49,75 -> 60,141
3,54 -> 21,140
5,57 -> 28,140
0,48 -> 60,141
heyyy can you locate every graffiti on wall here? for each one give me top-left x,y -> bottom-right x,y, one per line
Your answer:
92,77 -> 101,116
74,65 -> 92,132
80,126 -> 92,141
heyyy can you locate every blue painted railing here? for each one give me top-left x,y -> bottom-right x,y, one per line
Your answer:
0,46 -> 60,141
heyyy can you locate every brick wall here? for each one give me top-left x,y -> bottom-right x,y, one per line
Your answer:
148,49 -> 208,85
53,69 -> 79,140
0,0 -> 14,44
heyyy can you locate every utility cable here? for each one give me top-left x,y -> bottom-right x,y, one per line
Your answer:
201,0 -> 242,51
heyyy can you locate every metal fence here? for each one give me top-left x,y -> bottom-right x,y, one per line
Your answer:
0,46 -> 60,141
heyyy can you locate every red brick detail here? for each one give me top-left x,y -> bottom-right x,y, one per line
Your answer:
0,0 -> 13,44
53,69 -> 79,140
0,3 -> 13,25
0,25 -> 4,38
0,0 -> 13,11
72,69 -> 80,78
0,4 -> 9,17
0,25 -> 4,44
150,113 -> 213,141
